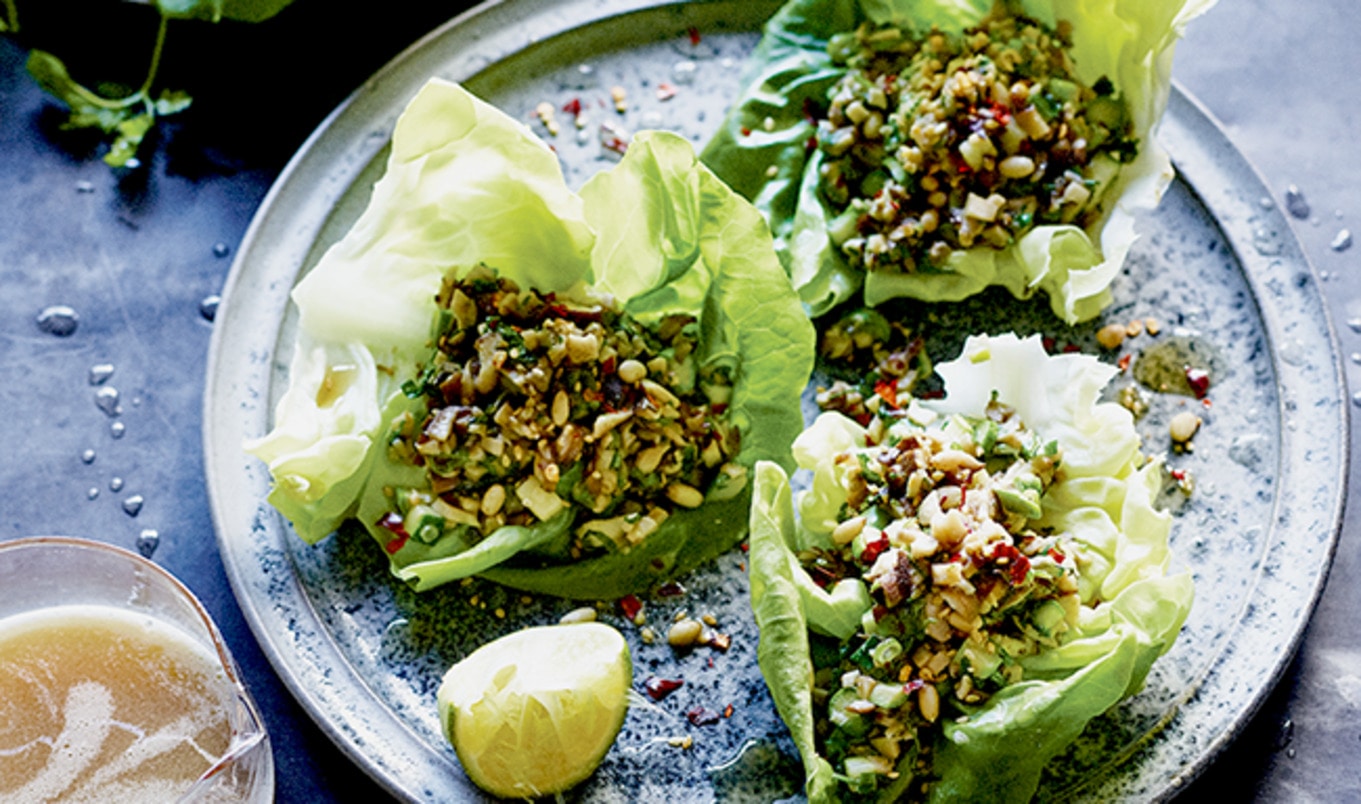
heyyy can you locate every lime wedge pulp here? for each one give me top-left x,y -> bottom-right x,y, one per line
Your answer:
437,621 -> 632,799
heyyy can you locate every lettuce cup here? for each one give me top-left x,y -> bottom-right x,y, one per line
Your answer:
247,79 -> 815,599
702,0 -> 1215,322
748,333 -> 1192,802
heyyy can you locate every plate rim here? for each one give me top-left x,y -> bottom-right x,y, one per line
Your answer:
202,3 -> 1349,801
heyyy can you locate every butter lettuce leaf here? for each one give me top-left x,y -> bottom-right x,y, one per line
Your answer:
700,0 -> 1215,322
746,334 -> 1192,802
247,79 -> 814,598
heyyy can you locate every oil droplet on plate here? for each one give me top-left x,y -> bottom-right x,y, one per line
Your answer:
87,488 -> 99,501
89,363 -> 115,385
212,242 -> 230,258
75,180 -> 95,194
94,386 -> 120,417
110,421 -> 126,439
1133,335 -> 1224,397
199,295 -> 221,322
136,529 -> 160,558
81,449 -> 96,464
1348,318 -> 1361,334
110,477 -> 124,492
36,305 -> 79,337
122,495 -> 144,517
1352,391 -> 1361,408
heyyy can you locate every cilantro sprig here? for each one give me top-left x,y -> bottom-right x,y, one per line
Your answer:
4,0 -> 294,168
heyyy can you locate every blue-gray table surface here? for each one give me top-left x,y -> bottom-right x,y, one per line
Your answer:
2,0 -> 1357,801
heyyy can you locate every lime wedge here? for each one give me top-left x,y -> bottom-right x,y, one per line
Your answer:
437,622 -> 632,798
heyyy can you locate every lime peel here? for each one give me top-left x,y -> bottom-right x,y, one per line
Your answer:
437,622 -> 632,799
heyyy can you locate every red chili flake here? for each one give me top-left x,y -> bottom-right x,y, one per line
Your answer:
686,706 -> 721,726
707,656 -> 715,669
1009,554 -> 1031,585
1118,353 -> 1133,372
741,127 -> 753,137
656,83 -> 678,101
619,594 -> 644,621
871,604 -> 888,623
601,354 -> 617,375
712,403 -> 729,415
1063,343 -> 1081,353
805,134 -> 818,154
643,677 -> 685,701
377,512 -> 407,535
1049,548 -> 1066,563
688,26 -> 702,47
739,541 -> 750,554
874,380 -> 899,409
918,389 -> 945,400
1170,468 -> 1187,481
562,97 -> 583,116
602,136 -> 629,155
860,532 -> 890,564
1185,367 -> 1211,399
384,534 -> 409,555
656,581 -> 687,598
723,703 -> 735,719
1042,336 -> 1056,352
854,412 -> 874,426
1201,397 -> 1214,409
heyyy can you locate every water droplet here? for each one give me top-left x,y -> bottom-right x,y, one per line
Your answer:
88,363 -> 115,385
1285,185 -> 1311,219
1228,433 -> 1269,470
110,477 -> 124,492
87,488 -> 99,501
1278,337 -> 1308,366
639,110 -> 665,129
1258,196 -> 1275,210
124,157 -> 141,170
1349,318 -> 1361,333
75,180 -> 95,194
672,60 -> 698,85
110,421 -> 126,439
212,242 -> 231,258
1351,353 -> 1361,365
199,295 -> 221,322
1336,209 -> 1346,219
576,127 -> 591,146
1352,391 -> 1361,408
1252,228 -> 1283,256
122,495 -> 144,517
1331,229 -> 1353,252
81,448 -> 96,464
36,305 -> 79,337
94,386 -> 121,417
135,529 -> 160,558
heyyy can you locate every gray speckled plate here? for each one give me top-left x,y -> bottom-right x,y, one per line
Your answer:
202,1 -> 1348,801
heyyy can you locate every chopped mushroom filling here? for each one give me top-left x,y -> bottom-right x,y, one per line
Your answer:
381,266 -> 744,557
803,397 -> 1082,796
816,8 -> 1136,274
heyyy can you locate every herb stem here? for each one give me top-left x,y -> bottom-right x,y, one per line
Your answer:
137,12 -> 169,99
1,0 -> 18,33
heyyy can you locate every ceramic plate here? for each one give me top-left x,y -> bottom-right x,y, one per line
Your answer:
203,1 -> 1347,801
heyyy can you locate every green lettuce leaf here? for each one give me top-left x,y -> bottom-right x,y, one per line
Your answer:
701,0 -> 1216,322
247,79 -> 814,598
746,333 -> 1193,802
